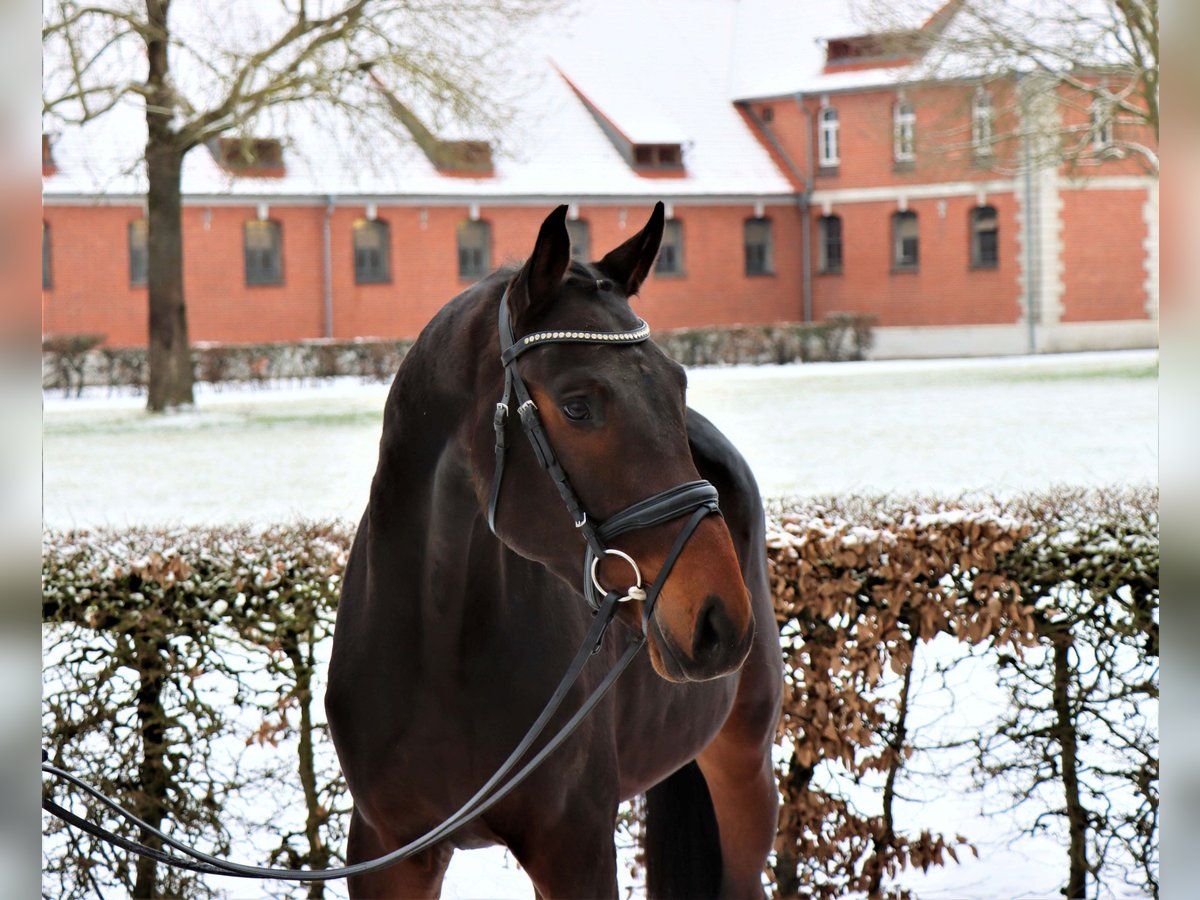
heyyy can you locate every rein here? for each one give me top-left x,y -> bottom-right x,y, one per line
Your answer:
41,282 -> 722,883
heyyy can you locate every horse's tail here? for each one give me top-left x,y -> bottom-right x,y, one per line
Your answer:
644,760 -> 722,899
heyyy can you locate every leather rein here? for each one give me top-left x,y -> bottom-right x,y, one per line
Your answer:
40,281 -> 722,883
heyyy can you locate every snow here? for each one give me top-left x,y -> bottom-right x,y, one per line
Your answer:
42,349 -> 1157,530
41,349 -> 1157,897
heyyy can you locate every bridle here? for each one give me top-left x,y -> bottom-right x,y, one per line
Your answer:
487,280 -> 722,613
40,278 -> 725,883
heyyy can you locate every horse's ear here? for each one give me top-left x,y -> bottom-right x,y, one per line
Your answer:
510,205 -> 571,324
597,201 -> 665,297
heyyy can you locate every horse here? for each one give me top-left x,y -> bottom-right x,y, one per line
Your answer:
325,202 -> 783,899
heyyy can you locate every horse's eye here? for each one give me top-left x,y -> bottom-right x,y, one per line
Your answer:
561,398 -> 592,421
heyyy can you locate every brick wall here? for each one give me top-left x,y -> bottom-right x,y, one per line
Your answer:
41,205 -> 147,346
41,200 -> 806,347
1058,188 -> 1151,323
811,193 -> 1023,327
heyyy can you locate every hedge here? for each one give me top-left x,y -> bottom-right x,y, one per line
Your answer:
41,315 -> 876,396
41,488 -> 1157,899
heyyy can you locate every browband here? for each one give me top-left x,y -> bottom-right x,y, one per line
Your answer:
500,320 -> 652,366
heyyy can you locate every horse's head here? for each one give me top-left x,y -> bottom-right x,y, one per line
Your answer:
472,204 -> 754,683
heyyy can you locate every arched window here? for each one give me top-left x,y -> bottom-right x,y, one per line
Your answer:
457,219 -> 491,279
129,218 -> 149,287
244,219 -> 283,285
892,210 -> 918,270
566,218 -> 590,262
970,205 -> 999,268
818,214 -> 843,274
893,100 -> 916,163
353,218 -> 391,284
818,106 -> 840,167
972,87 -> 994,158
655,218 -> 685,275
744,217 -> 773,276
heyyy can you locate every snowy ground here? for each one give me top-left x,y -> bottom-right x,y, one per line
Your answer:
42,350 -> 1158,898
43,349 -> 1157,529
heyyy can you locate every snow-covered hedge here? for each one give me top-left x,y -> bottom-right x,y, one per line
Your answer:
41,489 -> 1157,899
41,315 -> 876,395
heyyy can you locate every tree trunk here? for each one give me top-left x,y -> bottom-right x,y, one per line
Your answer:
1052,633 -> 1089,899
288,637 -> 329,899
867,642 -> 916,898
144,0 -> 194,412
132,635 -> 169,899
772,752 -> 814,898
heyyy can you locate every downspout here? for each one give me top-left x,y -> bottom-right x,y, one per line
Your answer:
322,195 -> 334,339
735,100 -> 812,323
1018,74 -> 1037,354
798,93 -> 814,325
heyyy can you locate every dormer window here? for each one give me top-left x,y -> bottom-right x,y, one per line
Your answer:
633,144 -> 683,170
210,137 -> 285,175
555,67 -> 687,177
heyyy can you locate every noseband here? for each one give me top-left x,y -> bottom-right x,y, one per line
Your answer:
487,282 -> 721,614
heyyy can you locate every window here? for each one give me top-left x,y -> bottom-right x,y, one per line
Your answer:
566,218 -> 590,262
632,144 -> 682,169
353,218 -> 391,284
970,206 -> 999,268
1091,98 -> 1113,151
244,219 -> 283,285
744,217 -> 773,276
129,218 -> 148,287
655,218 -> 685,276
761,105 -> 774,123
42,221 -> 51,289
893,100 -> 915,163
211,137 -> 285,174
818,215 -> 843,274
457,219 -> 491,279
892,210 -> 918,269
818,106 -> 840,167
972,88 -> 993,158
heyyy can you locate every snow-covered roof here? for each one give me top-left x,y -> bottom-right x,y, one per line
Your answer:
44,0 -> 813,202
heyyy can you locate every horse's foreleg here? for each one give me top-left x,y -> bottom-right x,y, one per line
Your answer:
696,727 -> 778,899
345,808 -> 453,900
502,791 -> 620,900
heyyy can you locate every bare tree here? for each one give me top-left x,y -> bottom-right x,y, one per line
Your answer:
43,0 -> 556,411
851,0 -> 1158,174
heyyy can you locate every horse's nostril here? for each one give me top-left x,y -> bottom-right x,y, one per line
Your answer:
692,594 -> 734,662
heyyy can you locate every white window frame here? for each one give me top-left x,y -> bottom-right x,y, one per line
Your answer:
893,100 -> 915,163
1091,97 -> 1113,151
971,88 -> 993,158
818,106 -> 840,167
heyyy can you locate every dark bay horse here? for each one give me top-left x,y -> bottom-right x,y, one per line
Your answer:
325,203 -> 783,898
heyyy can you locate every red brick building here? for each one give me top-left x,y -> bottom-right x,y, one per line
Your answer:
41,0 -> 1157,357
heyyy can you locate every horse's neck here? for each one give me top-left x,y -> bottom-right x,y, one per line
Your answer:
359,297 -> 510,667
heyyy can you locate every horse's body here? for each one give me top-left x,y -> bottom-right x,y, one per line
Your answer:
326,205 -> 783,898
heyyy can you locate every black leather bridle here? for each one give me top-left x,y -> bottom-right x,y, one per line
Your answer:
39,280 -> 726,883
488,282 -> 722,613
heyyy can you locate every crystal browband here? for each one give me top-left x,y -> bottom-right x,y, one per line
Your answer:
501,320 -> 651,365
